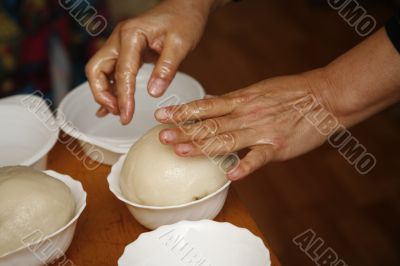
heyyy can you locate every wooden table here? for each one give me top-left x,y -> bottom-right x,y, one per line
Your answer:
48,138 -> 280,266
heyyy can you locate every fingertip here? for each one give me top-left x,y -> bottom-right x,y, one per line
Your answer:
117,96 -> 135,125
148,77 -> 169,97
227,166 -> 245,181
155,108 -> 170,122
159,129 -> 176,144
174,143 -> 194,156
118,106 -> 130,125
96,106 -> 109,117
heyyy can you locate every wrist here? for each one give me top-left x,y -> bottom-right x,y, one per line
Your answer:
300,68 -> 345,123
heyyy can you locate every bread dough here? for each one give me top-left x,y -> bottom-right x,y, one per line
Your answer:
120,124 -> 228,206
0,166 -> 75,256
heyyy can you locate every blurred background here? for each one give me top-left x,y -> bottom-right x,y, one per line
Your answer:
1,0 -> 399,265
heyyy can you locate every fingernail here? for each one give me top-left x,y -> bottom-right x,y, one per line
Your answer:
120,111 -> 127,125
177,144 -> 193,155
228,167 -> 242,181
149,78 -> 168,96
155,108 -> 170,121
161,130 -> 176,143
221,154 -> 240,172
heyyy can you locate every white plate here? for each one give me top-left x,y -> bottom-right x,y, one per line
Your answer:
118,220 -> 270,266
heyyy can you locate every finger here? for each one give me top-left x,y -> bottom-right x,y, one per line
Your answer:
96,106 -> 109,117
148,34 -> 189,97
204,94 -> 215,99
228,146 -> 274,181
86,53 -> 119,115
155,96 -> 242,124
115,29 -> 147,124
159,115 -> 238,144
173,129 -> 257,157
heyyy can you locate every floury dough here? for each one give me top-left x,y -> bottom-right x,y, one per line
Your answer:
0,166 -> 75,256
120,124 -> 228,207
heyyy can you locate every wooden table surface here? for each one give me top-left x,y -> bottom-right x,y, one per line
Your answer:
48,138 -> 280,266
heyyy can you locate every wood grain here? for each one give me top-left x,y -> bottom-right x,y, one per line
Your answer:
47,138 -> 280,266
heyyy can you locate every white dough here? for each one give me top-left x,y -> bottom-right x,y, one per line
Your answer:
0,166 -> 75,257
120,124 -> 228,207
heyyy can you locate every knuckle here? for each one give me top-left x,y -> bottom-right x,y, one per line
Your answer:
219,132 -> 237,152
85,60 -> 96,77
118,21 -> 134,34
119,21 -> 145,44
170,104 -> 192,123
190,119 -> 218,141
93,95 -> 105,105
169,33 -> 184,46
203,119 -> 220,136
196,99 -> 215,112
114,70 -> 131,82
181,103 -> 199,121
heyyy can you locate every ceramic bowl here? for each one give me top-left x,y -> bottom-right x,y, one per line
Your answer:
57,64 -> 205,165
0,95 -> 59,170
107,155 -> 231,229
0,170 -> 87,266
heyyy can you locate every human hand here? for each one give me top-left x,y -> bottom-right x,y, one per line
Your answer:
86,0 -> 224,124
154,69 -> 335,180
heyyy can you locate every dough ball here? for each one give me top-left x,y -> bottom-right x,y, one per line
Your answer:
120,124 -> 228,207
0,166 -> 75,256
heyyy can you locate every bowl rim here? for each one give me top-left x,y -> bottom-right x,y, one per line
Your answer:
0,169 -> 87,259
0,95 -> 59,167
57,64 -> 206,154
108,154 -> 231,210
118,219 -> 271,266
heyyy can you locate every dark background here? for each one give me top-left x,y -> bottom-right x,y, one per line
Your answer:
176,0 -> 399,265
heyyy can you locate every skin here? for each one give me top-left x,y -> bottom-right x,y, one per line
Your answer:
155,29 -> 400,180
86,0 -> 400,181
85,0 -> 230,124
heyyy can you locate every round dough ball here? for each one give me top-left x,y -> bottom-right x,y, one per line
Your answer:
120,124 -> 228,206
0,166 -> 75,256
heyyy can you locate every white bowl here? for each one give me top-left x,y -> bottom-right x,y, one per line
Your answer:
57,64 -> 205,165
0,95 -> 59,170
0,170 -> 87,266
118,220 -> 271,266
107,155 -> 231,230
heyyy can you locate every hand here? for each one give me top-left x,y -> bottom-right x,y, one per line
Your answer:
85,0 -> 223,124
154,28 -> 400,181
154,69 -> 334,180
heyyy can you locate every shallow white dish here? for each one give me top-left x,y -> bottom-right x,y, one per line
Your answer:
58,64 -> 205,165
107,155 -> 231,230
0,95 -> 59,170
0,170 -> 87,266
118,220 -> 271,266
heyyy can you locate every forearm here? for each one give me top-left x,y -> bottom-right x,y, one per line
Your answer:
320,28 -> 400,127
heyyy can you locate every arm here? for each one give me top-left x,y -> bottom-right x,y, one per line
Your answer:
320,28 -> 400,127
154,26 -> 400,180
